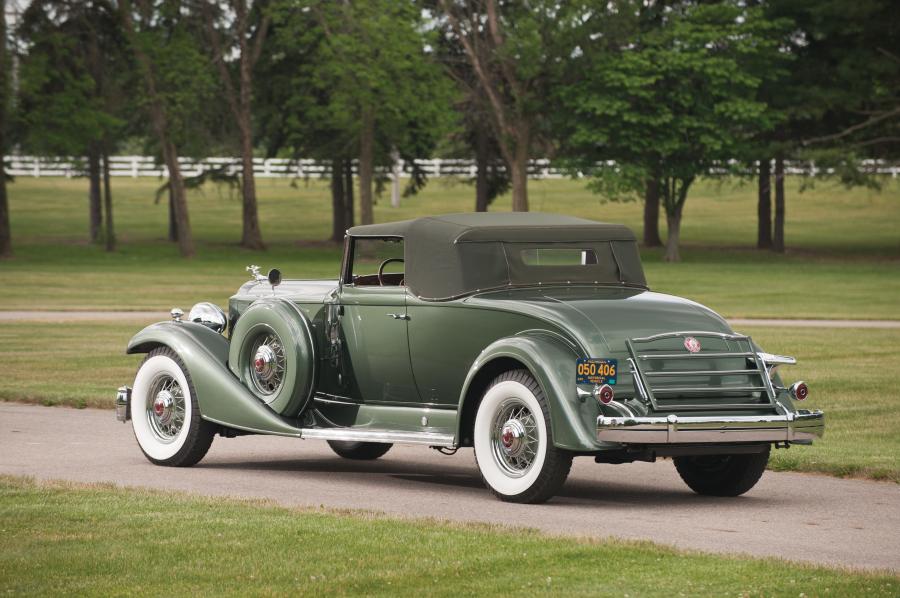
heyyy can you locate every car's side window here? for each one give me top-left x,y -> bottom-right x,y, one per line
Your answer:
348,237 -> 406,287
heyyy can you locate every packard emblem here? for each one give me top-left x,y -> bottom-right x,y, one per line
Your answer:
684,336 -> 701,353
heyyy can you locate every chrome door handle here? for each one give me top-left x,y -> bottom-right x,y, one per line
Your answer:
386,313 -> 410,320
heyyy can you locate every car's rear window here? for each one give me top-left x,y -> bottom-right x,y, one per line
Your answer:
520,248 -> 599,266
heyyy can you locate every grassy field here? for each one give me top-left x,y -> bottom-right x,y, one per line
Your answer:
1,476 -> 896,596
2,320 -> 897,482
1,176 -> 898,317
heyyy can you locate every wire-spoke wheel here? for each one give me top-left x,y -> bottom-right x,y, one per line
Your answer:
249,331 -> 286,396
145,373 -> 186,442
474,369 -> 572,503
131,347 -> 215,467
490,399 -> 540,477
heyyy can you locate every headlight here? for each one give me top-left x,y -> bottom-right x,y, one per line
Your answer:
188,302 -> 227,334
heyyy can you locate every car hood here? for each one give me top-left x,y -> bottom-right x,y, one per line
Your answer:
469,286 -> 732,355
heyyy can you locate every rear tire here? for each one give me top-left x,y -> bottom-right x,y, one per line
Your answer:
327,441 -> 393,460
674,447 -> 770,496
131,347 -> 215,467
473,369 -> 572,504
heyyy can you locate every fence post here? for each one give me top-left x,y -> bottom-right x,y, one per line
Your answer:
33,158 -> 39,177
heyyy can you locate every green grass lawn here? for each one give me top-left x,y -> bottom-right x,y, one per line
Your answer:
1,476 -> 896,596
1,176 -> 898,317
2,321 -> 897,483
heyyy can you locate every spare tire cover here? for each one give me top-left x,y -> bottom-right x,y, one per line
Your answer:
228,298 -> 317,417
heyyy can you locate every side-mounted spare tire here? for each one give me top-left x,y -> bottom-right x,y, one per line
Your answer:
229,298 -> 317,417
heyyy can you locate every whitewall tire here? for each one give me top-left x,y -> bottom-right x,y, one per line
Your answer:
131,347 -> 215,466
473,370 -> 572,503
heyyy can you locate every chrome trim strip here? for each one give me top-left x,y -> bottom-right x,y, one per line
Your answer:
631,331 -> 750,343
201,415 -> 303,438
757,352 -> 797,366
200,416 -> 457,447
299,428 -> 456,447
651,402 -> 772,410
652,386 -> 768,394
639,352 -> 756,360
643,369 -> 761,377
597,410 -> 825,444
628,357 -> 650,401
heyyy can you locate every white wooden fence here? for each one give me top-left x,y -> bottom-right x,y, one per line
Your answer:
4,155 -> 899,179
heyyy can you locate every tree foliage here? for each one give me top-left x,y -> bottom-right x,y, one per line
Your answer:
559,1 -> 790,261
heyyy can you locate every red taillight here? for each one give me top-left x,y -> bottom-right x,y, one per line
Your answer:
596,384 -> 614,405
789,381 -> 809,401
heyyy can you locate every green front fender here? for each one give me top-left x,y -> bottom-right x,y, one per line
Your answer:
126,322 -> 302,437
457,332 -> 602,452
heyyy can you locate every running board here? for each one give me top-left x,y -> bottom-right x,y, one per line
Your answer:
299,427 -> 456,447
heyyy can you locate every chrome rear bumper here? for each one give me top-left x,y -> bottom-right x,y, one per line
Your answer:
597,409 -> 824,444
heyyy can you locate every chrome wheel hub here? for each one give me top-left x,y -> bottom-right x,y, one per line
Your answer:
152,390 -> 175,426
249,333 -> 285,396
146,375 -> 185,443
491,399 -> 539,477
499,419 -> 527,457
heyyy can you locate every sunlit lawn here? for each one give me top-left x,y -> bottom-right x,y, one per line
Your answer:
1,477 -> 896,596
1,176 -> 898,317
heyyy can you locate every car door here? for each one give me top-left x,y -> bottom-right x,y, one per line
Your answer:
334,237 -> 420,406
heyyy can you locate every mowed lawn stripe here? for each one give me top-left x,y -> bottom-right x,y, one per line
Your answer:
1,477 -> 897,596
2,177 -> 898,319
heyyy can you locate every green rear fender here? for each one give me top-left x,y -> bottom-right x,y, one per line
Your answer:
126,322 -> 301,436
457,332 -> 601,452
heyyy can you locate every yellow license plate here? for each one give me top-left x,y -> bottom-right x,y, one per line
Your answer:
576,358 -> 618,385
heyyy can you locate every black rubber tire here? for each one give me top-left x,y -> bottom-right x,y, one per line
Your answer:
327,441 -> 393,460
134,347 -> 216,467
674,446 -> 770,497
474,369 -> 573,504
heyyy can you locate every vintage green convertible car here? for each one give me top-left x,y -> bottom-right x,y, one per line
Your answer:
117,213 -> 823,503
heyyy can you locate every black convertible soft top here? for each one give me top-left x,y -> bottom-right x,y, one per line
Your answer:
348,213 -> 647,300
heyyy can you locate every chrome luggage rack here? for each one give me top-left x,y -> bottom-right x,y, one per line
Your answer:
626,331 -> 778,412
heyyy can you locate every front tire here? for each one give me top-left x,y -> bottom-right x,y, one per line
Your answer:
131,347 -> 215,467
674,447 -> 770,497
327,441 -> 393,460
473,370 -> 572,504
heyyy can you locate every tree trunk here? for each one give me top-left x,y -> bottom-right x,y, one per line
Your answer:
358,108 -> 375,225
330,158 -> 345,243
475,126 -> 489,212
121,2 -> 193,257
162,140 -> 193,257
88,147 -> 102,243
238,124 -> 264,249
168,185 -> 178,242
509,125 -> 530,212
102,149 -> 115,251
237,39 -> 263,250
757,159 -> 772,249
344,160 -> 354,228
643,177 -> 662,247
773,155 -> 785,253
0,163 -> 9,257
0,0 -> 11,258
664,207 -> 683,263
663,177 -> 690,263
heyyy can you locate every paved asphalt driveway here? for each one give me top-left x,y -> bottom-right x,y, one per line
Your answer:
1,402 -> 897,572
